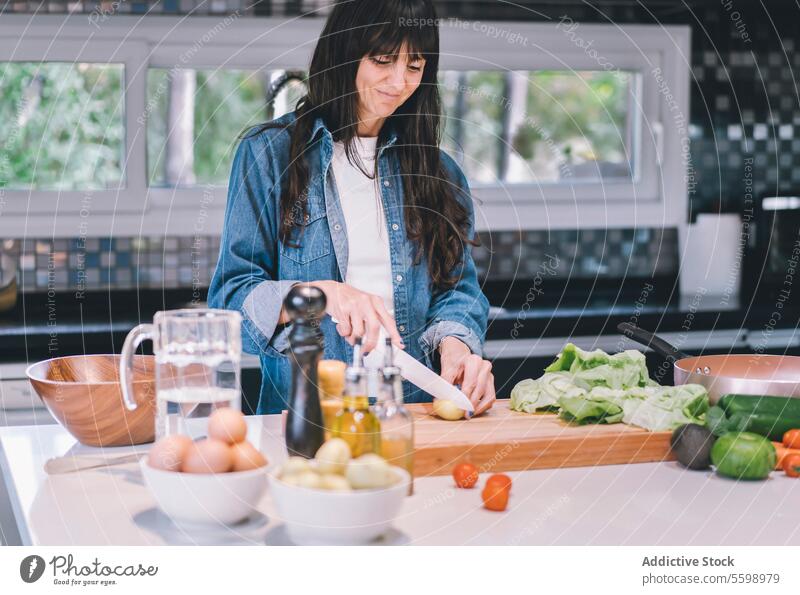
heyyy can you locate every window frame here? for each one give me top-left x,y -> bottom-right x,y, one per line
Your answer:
0,15 -> 689,237
0,37 -> 148,215
439,22 -> 691,231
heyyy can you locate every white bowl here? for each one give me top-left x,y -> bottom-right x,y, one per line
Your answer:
140,457 -> 268,526
268,466 -> 410,545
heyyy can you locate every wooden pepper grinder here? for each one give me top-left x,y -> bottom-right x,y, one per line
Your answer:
284,284 -> 326,458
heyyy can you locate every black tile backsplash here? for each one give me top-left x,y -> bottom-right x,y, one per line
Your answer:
0,237 -> 219,293
472,228 -> 677,281
0,228 -> 677,293
2,0 -> 792,292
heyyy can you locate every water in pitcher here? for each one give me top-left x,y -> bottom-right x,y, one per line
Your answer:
154,354 -> 241,440
156,386 -> 240,439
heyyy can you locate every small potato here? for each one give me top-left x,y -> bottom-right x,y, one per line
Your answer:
208,407 -> 248,444
230,441 -> 268,471
433,398 -> 465,421
345,454 -> 397,489
282,470 -> 321,489
181,439 -> 233,474
280,456 -> 312,478
319,474 -> 351,491
148,434 -> 192,472
315,438 -> 351,475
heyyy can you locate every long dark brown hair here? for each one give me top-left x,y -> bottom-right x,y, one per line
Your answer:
245,0 -> 475,290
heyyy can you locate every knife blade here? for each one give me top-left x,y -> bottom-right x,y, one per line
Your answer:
363,333 -> 475,413
329,317 -> 475,413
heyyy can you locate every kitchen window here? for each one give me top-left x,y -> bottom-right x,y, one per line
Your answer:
146,67 -> 306,188
0,16 -> 689,236
439,69 -> 637,185
0,61 -> 125,191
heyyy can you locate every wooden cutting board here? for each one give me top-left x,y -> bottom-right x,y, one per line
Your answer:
406,400 -> 674,477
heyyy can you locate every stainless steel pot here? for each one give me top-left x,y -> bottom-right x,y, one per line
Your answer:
618,322 -> 800,404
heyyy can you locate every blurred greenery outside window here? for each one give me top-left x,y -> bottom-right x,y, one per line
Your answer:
0,62 -> 124,190
439,70 -> 636,185
146,68 -> 306,188
146,67 -> 635,189
0,63 -> 634,191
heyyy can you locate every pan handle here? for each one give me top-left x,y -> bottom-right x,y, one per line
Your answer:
616,322 -> 689,362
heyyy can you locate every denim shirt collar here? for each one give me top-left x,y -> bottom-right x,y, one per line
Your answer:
311,116 -> 399,154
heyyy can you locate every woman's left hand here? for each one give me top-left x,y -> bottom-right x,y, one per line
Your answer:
438,337 -> 496,417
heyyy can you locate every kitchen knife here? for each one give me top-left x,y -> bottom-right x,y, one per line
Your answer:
329,316 -> 475,413
363,332 -> 475,413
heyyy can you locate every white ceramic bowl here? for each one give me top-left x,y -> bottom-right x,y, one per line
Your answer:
268,466 -> 410,545
140,457 -> 268,526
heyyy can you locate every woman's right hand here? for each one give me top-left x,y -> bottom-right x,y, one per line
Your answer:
308,280 -> 404,354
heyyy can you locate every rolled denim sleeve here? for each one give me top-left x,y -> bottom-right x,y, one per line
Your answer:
418,153 -> 489,366
208,132 -> 298,357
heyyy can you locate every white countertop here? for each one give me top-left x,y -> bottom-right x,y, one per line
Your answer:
2,415 -> 800,546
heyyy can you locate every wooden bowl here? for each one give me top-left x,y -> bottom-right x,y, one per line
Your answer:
26,354 -> 156,447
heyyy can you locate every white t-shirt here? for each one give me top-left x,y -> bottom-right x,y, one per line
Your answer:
331,136 -> 395,315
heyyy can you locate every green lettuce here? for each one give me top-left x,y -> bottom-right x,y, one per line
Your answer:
510,343 -> 710,431
558,392 -> 624,425
509,372 -> 579,412
546,343 -> 653,388
621,384 -> 710,430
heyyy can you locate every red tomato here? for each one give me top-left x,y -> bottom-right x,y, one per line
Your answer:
485,473 -> 512,491
452,463 -> 479,489
783,429 -> 800,450
482,483 -> 510,511
783,453 -> 800,478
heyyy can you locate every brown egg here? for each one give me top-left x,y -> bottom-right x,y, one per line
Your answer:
148,434 -> 192,472
207,407 -> 248,445
181,439 -> 234,474
230,441 -> 268,472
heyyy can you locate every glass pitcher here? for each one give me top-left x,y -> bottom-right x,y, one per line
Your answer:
119,309 -> 242,440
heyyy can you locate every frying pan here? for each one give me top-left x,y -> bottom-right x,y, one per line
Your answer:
617,322 -> 800,404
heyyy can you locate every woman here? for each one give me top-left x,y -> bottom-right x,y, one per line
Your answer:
209,0 -> 495,416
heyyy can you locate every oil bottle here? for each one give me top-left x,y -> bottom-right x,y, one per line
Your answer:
330,338 -> 381,457
318,359 -> 346,440
374,338 -> 415,494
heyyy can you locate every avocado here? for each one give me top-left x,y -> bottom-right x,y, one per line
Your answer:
670,424 -> 715,470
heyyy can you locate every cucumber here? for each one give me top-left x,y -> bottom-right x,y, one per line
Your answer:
717,394 -> 800,441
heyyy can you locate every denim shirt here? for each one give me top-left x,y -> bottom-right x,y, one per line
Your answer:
208,112 -> 489,414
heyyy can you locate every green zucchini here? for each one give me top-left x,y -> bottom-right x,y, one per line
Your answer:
717,394 -> 800,441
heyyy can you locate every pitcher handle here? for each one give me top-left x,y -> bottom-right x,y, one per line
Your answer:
119,323 -> 155,411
